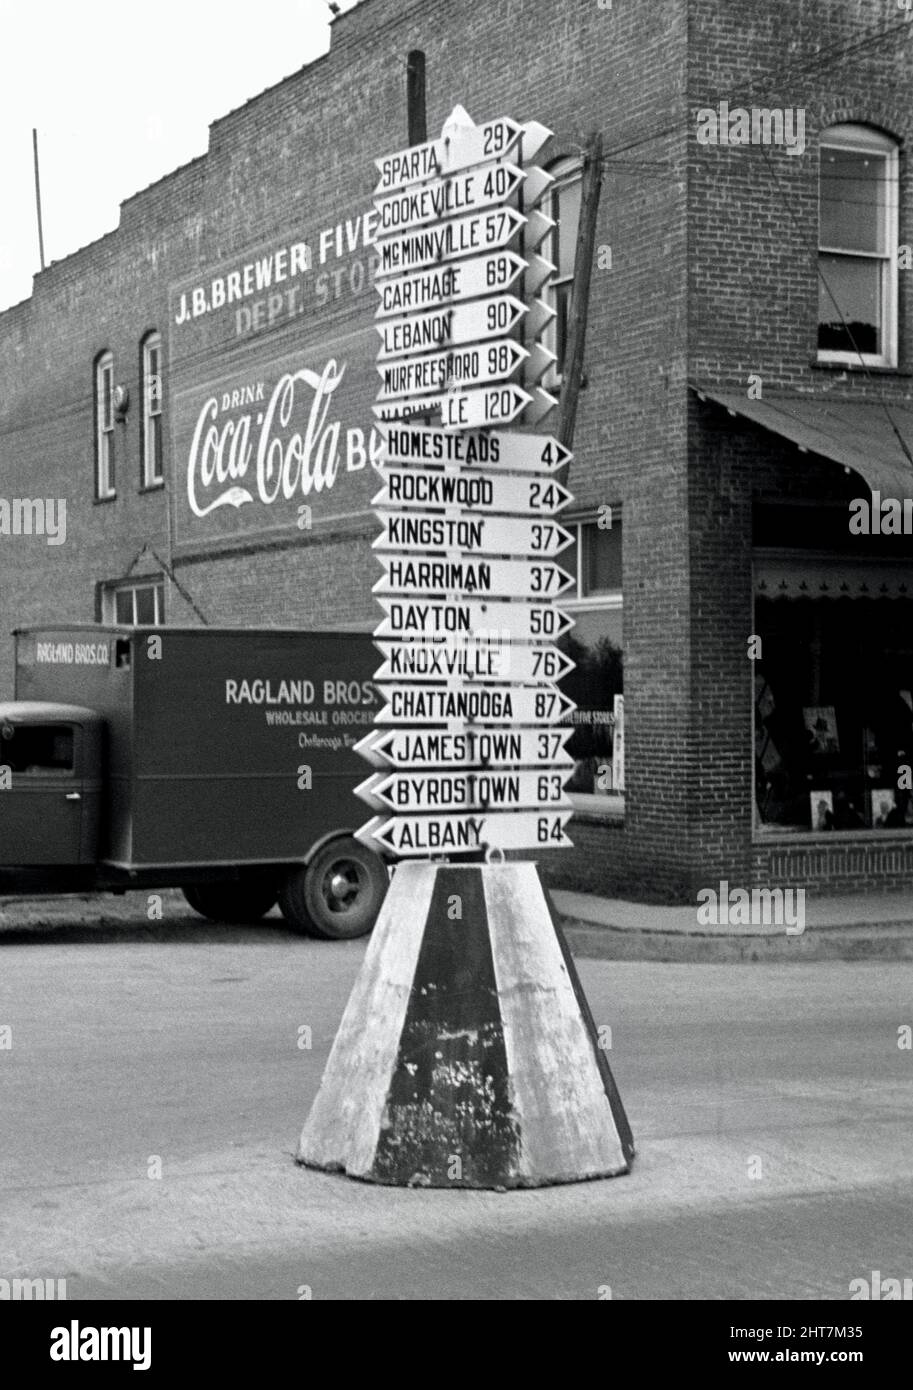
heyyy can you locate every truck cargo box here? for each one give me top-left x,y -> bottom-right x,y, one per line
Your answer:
14,626 -> 378,870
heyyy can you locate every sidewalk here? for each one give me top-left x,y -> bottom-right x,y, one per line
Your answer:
3,885 -> 913,962
552,888 -> 913,962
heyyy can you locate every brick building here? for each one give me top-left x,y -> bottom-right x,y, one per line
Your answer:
2,0 -> 913,902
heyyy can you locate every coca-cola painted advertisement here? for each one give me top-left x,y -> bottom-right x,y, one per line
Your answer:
168,210 -> 383,549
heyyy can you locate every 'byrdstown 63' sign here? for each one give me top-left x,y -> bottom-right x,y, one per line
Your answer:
168,201 -> 383,548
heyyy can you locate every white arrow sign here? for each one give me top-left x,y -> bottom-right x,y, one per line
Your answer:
375,683 -> 574,726
373,555 -> 575,599
376,251 -> 527,319
377,423 -> 572,473
376,208 -> 528,279
356,809 -> 573,857
374,383 -> 534,429
355,726 -> 574,771
356,768 -> 572,814
374,640 -> 575,683
375,597 -> 575,642
373,514 -> 574,559
374,115 -> 526,194
376,294 -> 527,360
372,469 -> 573,516
376,338 -> 527,401
374,162 -> 527,236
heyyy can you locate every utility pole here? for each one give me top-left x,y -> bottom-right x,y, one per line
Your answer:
32,129 -> 46,271
556,132 -> 604,476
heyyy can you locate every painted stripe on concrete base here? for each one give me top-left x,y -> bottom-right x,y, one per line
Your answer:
297,860 -> 434,1175
483,863 -> 631,1182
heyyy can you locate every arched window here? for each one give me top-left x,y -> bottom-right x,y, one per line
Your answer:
94,350 -> 115,499
141,331 -> 164,487
818,124 -> 899,367
544,158 -> 583,382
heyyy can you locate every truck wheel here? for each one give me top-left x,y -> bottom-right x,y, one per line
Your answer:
279,837 -> 388,940
183,881 -> 278,924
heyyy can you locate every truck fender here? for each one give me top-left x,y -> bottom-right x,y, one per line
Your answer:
300,829 -> 360,866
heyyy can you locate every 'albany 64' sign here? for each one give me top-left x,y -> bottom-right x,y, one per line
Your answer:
170,341 -> 382,548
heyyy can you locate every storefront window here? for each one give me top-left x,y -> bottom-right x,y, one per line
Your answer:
754,593 -> 913,833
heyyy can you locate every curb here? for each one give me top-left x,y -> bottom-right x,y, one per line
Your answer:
558,916 -> 913,963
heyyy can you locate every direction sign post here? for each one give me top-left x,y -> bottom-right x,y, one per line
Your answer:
297,105 -> 635,1194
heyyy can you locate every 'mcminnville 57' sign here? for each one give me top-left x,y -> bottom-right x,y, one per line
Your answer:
170,339 -> 383,548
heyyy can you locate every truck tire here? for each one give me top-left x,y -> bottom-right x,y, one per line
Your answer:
183,881 -> 278,924
279,837 -> 388,940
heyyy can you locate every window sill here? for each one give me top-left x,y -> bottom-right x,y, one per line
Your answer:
753,825 -> 913,843
138,482 -> 165,495
93,493 -> 117,505
810,359 -> 911,377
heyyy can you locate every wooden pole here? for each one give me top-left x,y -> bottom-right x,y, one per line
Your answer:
32,129 -> 46,272
556,132 -> 604,477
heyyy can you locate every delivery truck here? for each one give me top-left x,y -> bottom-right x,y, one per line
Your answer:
0,625 -> 389,938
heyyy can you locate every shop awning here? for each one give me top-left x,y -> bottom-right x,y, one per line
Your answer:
693,387 -> 913,498
754,549 -> 913,600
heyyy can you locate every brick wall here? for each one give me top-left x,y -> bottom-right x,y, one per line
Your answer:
2,0 -> 913,903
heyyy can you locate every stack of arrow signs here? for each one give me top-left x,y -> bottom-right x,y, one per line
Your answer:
355,108 -> 579,860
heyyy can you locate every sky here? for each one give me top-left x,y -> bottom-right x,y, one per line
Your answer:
0,0 -> 362,312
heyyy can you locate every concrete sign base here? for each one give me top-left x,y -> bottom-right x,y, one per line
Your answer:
297,861 -> 635,1188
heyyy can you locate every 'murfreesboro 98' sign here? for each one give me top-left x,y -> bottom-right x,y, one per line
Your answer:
167,206 -> 384,549
355,106 -> 578,860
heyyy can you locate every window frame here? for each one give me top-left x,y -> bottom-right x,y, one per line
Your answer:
95,351 -> 116,500
544,157 -> 583,387
817,124 -> 899,369
101,577 -> 165,627
140,331 -> 164,489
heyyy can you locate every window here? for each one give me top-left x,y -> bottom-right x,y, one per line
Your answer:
141,332 -> 164,487
818,125 -> 899,367
544,159 -> 583,381
0,724 -> 74,774
754,588 -> 913,834
95,351 -> 115,498
558,516 -> 624,807
102,577 -> 165,626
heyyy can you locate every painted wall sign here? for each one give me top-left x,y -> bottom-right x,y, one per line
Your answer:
170,340 -> 382,548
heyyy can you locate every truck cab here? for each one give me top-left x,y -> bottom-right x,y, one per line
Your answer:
0,703 -> 103,866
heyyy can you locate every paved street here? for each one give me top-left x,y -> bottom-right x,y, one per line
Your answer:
1,896 -> 911,1300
